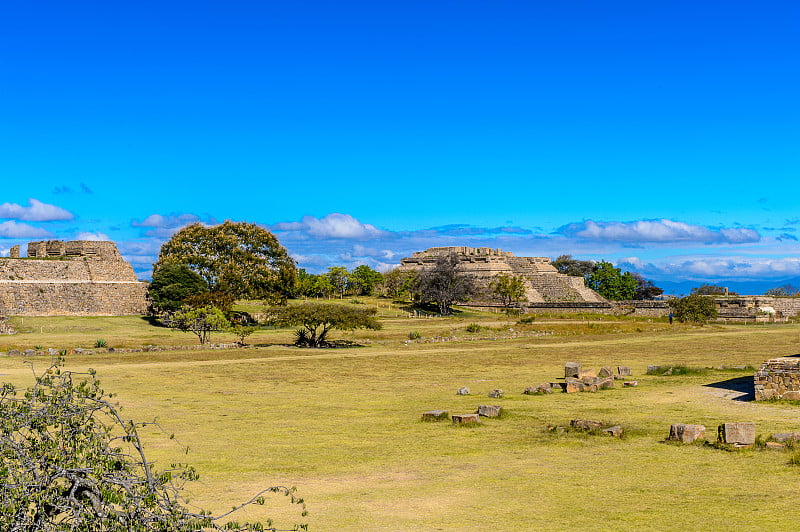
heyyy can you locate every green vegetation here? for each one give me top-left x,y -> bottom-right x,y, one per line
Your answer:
154,220 -> 296,302
670,293 -> 719,324
264,302 -> 382,347
0,359 -> 306,530
147,263 -> 209,313
4,306 -> 800,528
488,272 -> 527,313
585,260 -> 638,300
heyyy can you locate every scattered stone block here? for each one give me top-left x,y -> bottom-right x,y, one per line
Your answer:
623,381 -> 638,387
718,422 -> 756,445
524,383 -> 552,394
565,362 -> 582,379
766,442 -> 786,450
8,349 -> 21,356
488,389 -> 504,398
668,424 -> 706,443
456,387 -> 470,395
452,413 -> 480,424
783,391 -> 800,400
647,365 -> 661,373
570,419 -> 603,431
604,425 -> 623,437
421,410 -> 449,422
48,348 -> 58,356
564,381 -> 584,393
597,378 -> 615,390
598,366 -> 613,378
617,366 -> 631,377
22,349 -> 35,356
578,369 -> 597,379
771,432 -> 800,442
584,384 -> 598,392
477,405 -> 502,417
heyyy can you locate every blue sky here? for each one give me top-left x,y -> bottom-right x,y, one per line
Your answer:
1,1 -> 799,290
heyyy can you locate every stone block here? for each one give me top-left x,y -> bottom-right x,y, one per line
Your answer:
647,365 -> 661,373
564,381 -> 584,393
456,387 -> 470,395
571,419 -> 603,430
604,425 -> 623,437
766,442 -> 786,450
578,369 -> 597,379
8,349 -> 20,356
565,362 -> 582,379
718,422 -> 756,445
783,391 -> 800,400
597,378 -> 614,390
421,410 -> 449,421
668,424 -> 706,443
771,432 -> 800,442
598,366 -> 613,378
477,405 -> 502,417
488,389 -> 504,398
623,381 -> 638,387
452,413 -> 480,424
617,366 -> 632,376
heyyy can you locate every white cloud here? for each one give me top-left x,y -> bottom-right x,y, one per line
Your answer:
132,213 -> 202,228
273,213 -> 385,240
618,255 -> 800,281
0,199 -> 73,222
75,231 -> 111,241
0,221 -> 54,238
557,219 -> 760,244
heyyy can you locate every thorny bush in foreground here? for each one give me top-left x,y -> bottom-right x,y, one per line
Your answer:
0,359 -> 307,531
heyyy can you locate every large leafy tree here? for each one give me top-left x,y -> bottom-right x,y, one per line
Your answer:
147,263 -> 209,313
669,294 -> 718,324
585,261 -> 638,301
154,221 -> 296,301
414,254 -> 476,315
0,360 -> 307,531
325,266 -> 350,299
552,255 -> 596,277
265,302 -> 382,347
349,265 -> 383,296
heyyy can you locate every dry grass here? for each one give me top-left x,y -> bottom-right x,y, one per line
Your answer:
2,303 -> 800,529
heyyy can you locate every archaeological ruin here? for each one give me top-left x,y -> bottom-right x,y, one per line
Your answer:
0,240 -> 148,316
754,357 -> 800,401
398,246 -> 606,305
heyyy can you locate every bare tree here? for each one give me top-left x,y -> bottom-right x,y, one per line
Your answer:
414,254 -> 476,315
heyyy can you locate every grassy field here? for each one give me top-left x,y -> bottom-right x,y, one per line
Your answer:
2,302 -> 800,530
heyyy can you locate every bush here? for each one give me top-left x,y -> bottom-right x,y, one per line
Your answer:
0,359 -> 307,530
465,323 -> 481,333
669,294 -> 718,325
94,338 -> 107,348
408,331 -> 422,340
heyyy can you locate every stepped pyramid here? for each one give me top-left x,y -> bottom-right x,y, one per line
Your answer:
398,247 -> 605,303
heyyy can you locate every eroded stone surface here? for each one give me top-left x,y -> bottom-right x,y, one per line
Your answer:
452,413 -> 480,424
668,424 -> 706,443
718,422 -> 756,445
477,405 -> 502,417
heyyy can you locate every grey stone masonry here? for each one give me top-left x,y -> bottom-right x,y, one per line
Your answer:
755,358 -> 800,400
0,240 -> 147,316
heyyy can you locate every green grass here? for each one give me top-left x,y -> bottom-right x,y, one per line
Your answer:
3,306 -> 800,529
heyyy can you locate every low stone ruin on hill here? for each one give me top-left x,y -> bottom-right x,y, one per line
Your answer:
398,246 -> 605,304
0,240 -> 147,316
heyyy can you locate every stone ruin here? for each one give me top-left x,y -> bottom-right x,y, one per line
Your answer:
754,357 -> 800,400
0,240 -> 148,316
398,246 -> 605,304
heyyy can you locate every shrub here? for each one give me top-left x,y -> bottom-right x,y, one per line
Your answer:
94,338 -> 107,348
408,331 -> 422,340
465,323 -> 481,333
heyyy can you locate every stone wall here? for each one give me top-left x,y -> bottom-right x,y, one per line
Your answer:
755,358 -> 800,400
0,240 -> 147,316
715,296 -> 800,322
